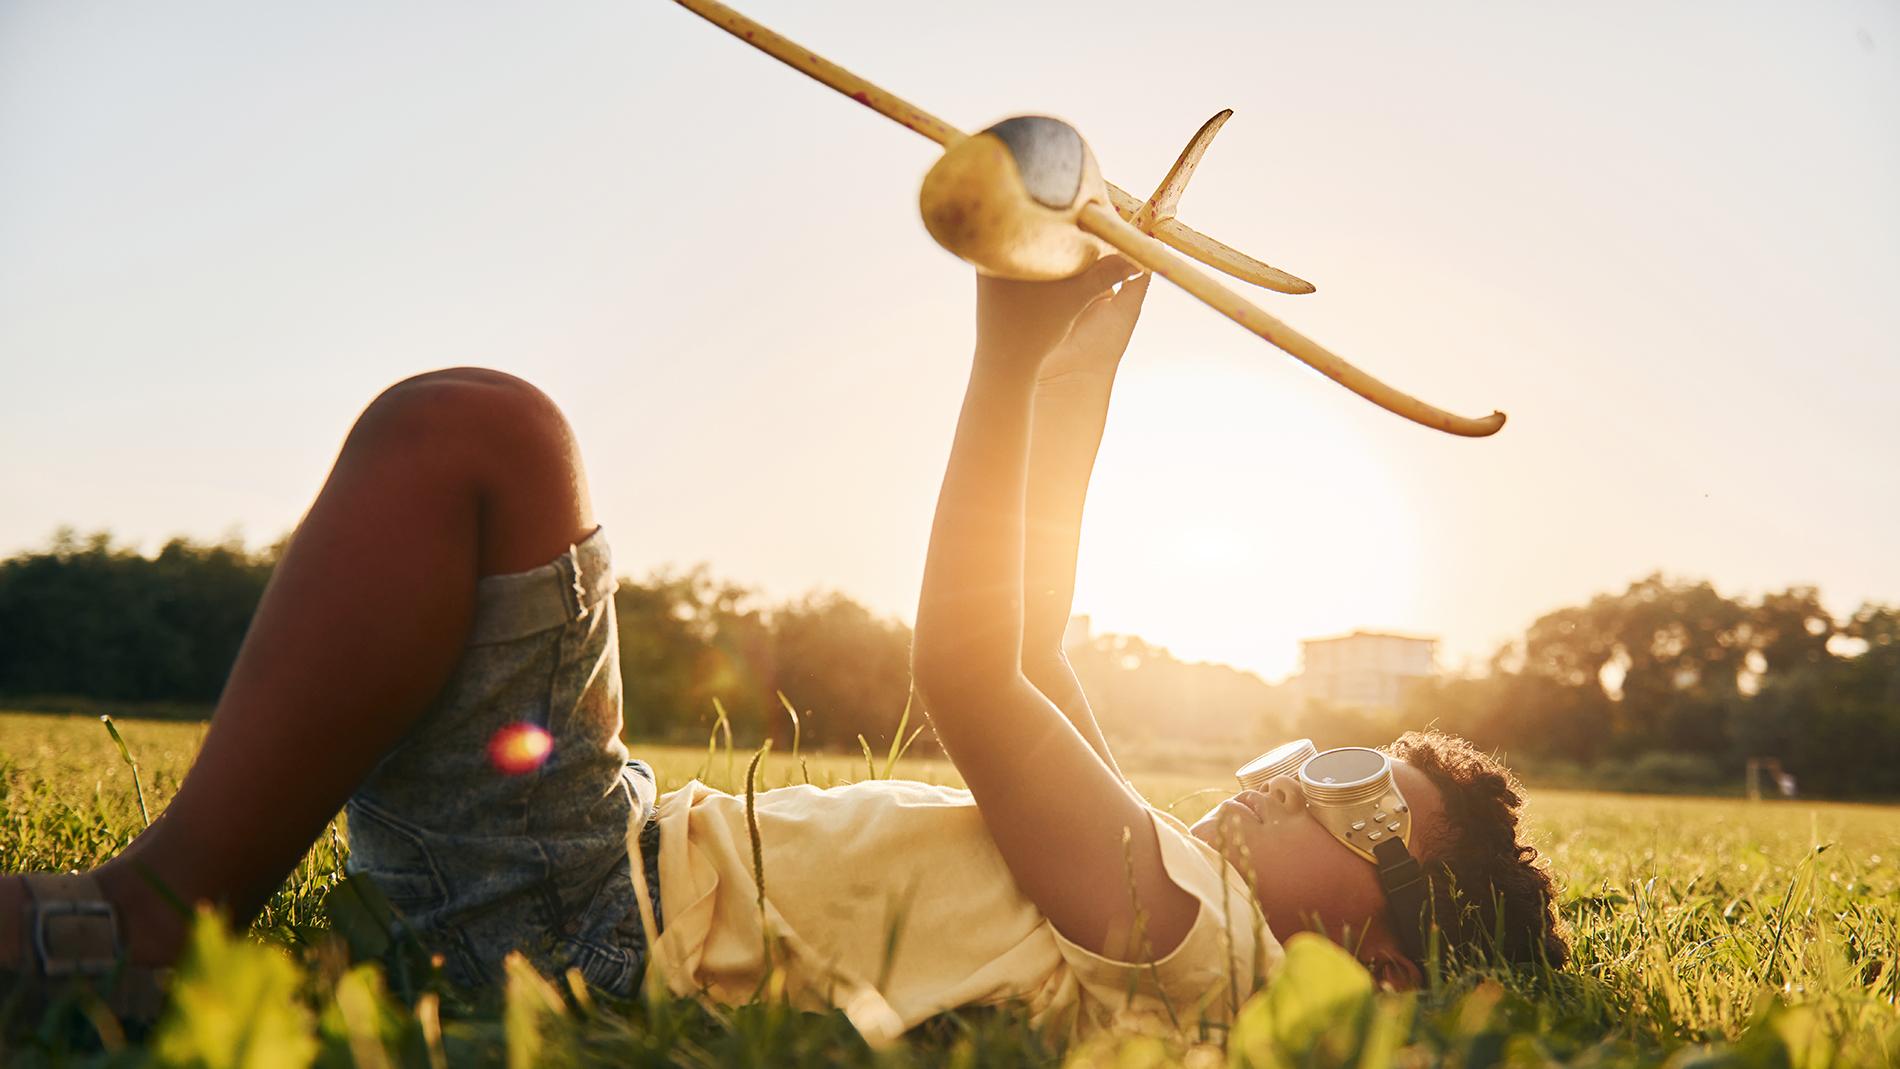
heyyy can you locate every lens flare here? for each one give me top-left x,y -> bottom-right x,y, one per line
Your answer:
488,723 -> 553,775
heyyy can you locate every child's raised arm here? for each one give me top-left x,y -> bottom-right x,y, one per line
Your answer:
911,258 -> 1196,961
1019,269 -> 1152,780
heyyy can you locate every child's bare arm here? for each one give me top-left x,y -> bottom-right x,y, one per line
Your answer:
912,259 -> 1194,961
1020,271 -> 1151,780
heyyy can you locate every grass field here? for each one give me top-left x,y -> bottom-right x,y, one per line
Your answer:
4,710 -> 1899,1067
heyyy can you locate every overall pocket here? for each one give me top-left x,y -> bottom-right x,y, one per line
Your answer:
344,796 -> 452,918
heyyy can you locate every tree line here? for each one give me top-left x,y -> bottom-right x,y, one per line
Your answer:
0,532 -> 922,750
6,533 -> 1893,795
1386,575 -> 1900,799
0,529 -> 280,705
611,566 -> 918,752
0,530 -> 1283,758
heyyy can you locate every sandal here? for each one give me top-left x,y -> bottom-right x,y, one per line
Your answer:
3,873 -> 170,1029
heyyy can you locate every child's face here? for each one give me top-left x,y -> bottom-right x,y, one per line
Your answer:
1190,759 -> 1445,965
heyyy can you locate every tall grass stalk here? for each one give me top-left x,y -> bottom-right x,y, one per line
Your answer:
1216,813 -> 1239,1020
778,691 -> 802,771
99,714 -> 148,828
745,740 -> 773,968
881,695 -> 926,780
1120,824 -> 1179,1032
699,697 -> 735,785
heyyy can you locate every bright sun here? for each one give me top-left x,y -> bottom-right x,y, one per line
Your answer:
1075,358 -> 1421,681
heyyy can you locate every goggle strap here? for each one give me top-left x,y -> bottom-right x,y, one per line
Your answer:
1373,838 -> 1429,967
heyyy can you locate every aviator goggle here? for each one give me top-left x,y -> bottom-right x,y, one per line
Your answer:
1235,740 -> 1430,965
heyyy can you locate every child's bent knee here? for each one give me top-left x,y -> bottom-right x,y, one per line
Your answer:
353,368 -> 576,463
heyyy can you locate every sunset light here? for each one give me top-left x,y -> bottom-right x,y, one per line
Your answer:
1,0 -> 1892,680
1078,357 -> 1420,678
0,2 -> 1896,1060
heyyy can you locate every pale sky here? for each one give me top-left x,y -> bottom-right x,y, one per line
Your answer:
3,1 -> 1895,681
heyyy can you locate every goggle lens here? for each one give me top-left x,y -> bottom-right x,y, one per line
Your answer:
1236,738 -> 1318,792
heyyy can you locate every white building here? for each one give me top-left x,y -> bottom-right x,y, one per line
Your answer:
1294,631 -> 1437,710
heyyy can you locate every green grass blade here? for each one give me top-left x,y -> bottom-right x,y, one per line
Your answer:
715,697 -> 735,788
100,714 -> 149,828
777,691 -> 802,771
745,740 -> 773,972
882,695 -> 912,780
699,706 -> 719,782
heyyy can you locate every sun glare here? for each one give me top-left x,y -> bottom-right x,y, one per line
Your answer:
1075,359 -> 1420,680
489,723 -> 554,775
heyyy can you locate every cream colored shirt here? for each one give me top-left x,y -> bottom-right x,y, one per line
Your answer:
648,779 -> 1280,1046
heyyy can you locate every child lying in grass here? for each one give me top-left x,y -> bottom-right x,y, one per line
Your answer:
2,258 -> 1566,1042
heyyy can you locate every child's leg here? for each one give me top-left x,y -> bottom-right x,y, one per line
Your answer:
4,368 -> 597,968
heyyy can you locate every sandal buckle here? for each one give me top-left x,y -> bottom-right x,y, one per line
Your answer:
34,899 -> 121,978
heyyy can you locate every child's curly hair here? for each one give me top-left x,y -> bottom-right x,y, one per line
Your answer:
1380,730 -> 1571,969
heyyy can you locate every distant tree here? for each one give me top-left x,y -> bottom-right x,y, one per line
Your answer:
1400,574 -> 1900,798
771,592 -> 916,753
1403,659 -> 1611,764
1751,587 -> 1837,674
1067,632 -> 1287,747
1745,603 -> 1900,797
612,569 -> 915,753
0,528 -> 279,703
613,568 -> 772,744
1284,700 -> 1406,753
1522,574 -> 1760,756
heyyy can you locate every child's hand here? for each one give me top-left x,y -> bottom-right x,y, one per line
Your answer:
1038,263 -> 1150,387
974,256 -> 1149,377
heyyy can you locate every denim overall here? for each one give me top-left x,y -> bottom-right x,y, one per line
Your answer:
344,530 -> 661,995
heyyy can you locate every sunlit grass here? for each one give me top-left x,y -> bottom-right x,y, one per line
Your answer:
4,709 -> 1899,1066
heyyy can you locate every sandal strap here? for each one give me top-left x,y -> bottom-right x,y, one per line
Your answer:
15,873 -> 171,1022
21,873 -> 120,978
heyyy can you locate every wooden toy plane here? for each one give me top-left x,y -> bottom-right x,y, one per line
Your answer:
673,0 -> 1506,437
